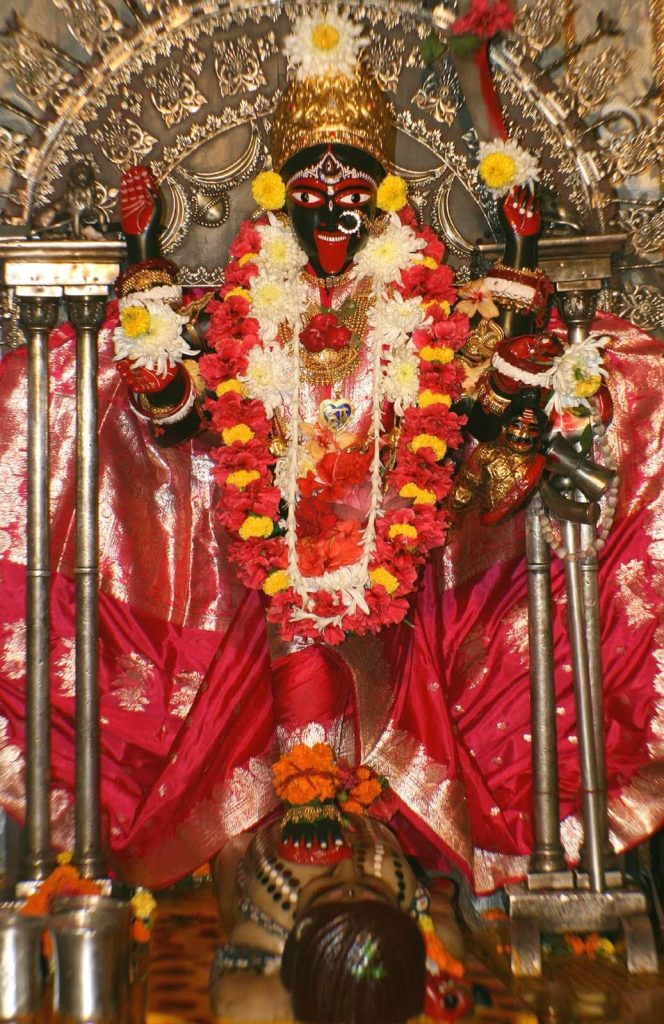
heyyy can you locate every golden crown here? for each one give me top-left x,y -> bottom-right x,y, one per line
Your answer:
270,69 -> 396,172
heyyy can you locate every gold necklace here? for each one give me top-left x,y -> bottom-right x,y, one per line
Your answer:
279,282 -> 375,387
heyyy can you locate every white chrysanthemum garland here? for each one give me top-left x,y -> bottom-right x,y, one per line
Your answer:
200,209 -> 469,644
113,286 -> 196,377
283,7 -> 368,81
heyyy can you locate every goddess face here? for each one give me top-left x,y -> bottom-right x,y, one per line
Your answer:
282,143 -> 383,276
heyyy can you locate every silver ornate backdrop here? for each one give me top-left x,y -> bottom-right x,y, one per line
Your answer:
0,0 -> 661,326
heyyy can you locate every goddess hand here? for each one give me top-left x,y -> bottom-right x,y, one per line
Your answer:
120,165 -> 162,261
115,357 -> 179,394
501,185 -> 541,239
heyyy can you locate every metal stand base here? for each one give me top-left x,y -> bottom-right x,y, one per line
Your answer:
16,876 -> 112,898
507,882 -> 659,977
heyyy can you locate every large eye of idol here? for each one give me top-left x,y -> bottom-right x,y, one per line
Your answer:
282,144 -> 383,278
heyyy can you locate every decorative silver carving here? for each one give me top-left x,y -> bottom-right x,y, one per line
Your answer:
565,46 -> 630,119
118,85 -> 143,117
412,60 -> 461,127
0,14 -> 73,111
52,0 -> 123,55
160,132 -> 265,253
610,284 -> 664,332
604,124 -> 664,185
214,34 -> 277,98
0,128 -> 27,176
30,158 -> 111,239
616,199 -> 664,255
511,0 -> 567,57
366,36 -> 405,93
91,113 -> 157,169
0,0 -> 657,295
145,65 -> 208,129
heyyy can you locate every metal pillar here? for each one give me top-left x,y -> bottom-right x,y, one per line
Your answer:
506,240 -> 658,977
525,503 -> 568,879
561,505 -> 605,894
18,291 -> 60,882
1,240 -> 124,890
68,291 -> 109,880
579,520 -> 615,871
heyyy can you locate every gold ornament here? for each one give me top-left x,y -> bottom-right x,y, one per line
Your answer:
270,69 -> 396,171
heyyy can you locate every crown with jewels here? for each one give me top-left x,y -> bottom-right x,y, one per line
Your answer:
270,8 -> 396,172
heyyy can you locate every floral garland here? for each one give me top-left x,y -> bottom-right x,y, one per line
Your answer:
200,206 -> 469,643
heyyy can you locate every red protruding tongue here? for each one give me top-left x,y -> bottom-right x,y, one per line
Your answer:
315,231 -> 349,274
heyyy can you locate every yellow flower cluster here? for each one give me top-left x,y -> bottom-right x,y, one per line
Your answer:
419,390 -> 451,408
131,887 -> 157,920
215,378 -> 243,397
238,515 -> 273,540
369,567 -> 399,594
479,152 -> 517,191
120,305 -> 151,338
575,374 -> 601,399
312,23 -> 340,50
225,287 -> 251,302
222,424 -> 255,445
251,171 -> 286,211
226,469 -> 260,489
410,434 -> 447,461
263,570 -> 289,596
419,345 -> 454,364
238,252 -> 259,266
414,256 -> 439,270
399,483 -> 436,505
388,523 -> 418,542
376,174 -> 408,212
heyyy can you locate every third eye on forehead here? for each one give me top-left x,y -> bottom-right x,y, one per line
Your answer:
288,177 -> 375,208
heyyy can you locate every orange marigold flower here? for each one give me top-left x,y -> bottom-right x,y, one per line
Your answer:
132,919 -> 151,944
349,778 -> 383,807
272,742 -> 341,805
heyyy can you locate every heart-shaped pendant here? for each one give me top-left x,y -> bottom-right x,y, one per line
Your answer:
319,397 -> 354,432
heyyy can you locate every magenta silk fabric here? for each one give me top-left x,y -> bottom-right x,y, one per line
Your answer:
0,312 -> 662,890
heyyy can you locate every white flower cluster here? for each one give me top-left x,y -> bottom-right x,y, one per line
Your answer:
353,214 -> 426,288
377,293 -> 428,416
113,295 -> 194,377
478,138 -> 540,197
545,334 -> 610,414
240,344 -> 296,418
283,7 -> 368,81
250,214 -> 308,342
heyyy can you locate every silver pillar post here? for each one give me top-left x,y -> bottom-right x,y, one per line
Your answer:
561,507 -> 605,893
525,502 -> 566,875
18,291 -> 60,882
579,522 -> 614,868
67,290 -> 108,880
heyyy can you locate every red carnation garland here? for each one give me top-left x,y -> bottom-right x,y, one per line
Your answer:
201,207 -> 469,643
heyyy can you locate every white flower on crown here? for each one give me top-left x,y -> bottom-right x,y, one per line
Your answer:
256,213 -> 307,279
113,298 -> 194,377
382,346 -> 420,416
284,7 -> 368,81
240,343 -> 296,417
353,214 -> 426,288
478,138 -> 540,196
250,269 -> 305,342
545,334 -> 610,414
